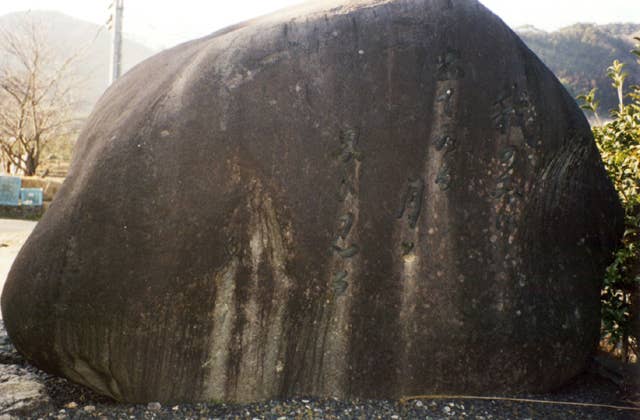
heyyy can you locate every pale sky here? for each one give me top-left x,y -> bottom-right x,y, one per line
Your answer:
0,0 -> 638,50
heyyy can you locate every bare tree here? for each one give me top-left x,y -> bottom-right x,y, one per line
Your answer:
0,14 -> 83,176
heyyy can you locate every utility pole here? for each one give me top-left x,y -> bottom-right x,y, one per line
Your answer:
108,0 -> 124,85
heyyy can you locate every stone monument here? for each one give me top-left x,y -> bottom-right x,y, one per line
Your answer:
1,0 -> 624,403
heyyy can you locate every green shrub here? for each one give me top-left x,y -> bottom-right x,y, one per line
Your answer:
578,38 -> 640,362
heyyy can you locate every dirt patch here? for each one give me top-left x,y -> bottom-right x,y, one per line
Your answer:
0,219 -> 37,315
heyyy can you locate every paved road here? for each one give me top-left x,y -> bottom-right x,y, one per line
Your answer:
0,219 -> 37,318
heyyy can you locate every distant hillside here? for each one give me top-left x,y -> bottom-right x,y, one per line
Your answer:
517,23 -> 640,114
0,11 -> 156,116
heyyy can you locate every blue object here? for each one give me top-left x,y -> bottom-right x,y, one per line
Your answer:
20,188 -> 43,206
0,176 -> 21,206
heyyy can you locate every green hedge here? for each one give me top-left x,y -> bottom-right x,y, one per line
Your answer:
579,38 -> 640,362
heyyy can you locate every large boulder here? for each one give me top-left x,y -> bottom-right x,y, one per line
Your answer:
1,0 -> 624,403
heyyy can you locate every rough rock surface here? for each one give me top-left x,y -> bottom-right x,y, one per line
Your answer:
1,0 -> 624,403
0,320 -> 49,416
0,359 -> 51,416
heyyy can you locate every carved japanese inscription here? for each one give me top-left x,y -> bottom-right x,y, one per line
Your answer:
330,129 -> 362,296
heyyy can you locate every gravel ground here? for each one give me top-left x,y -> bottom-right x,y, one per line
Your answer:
1,320 -> 638,419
